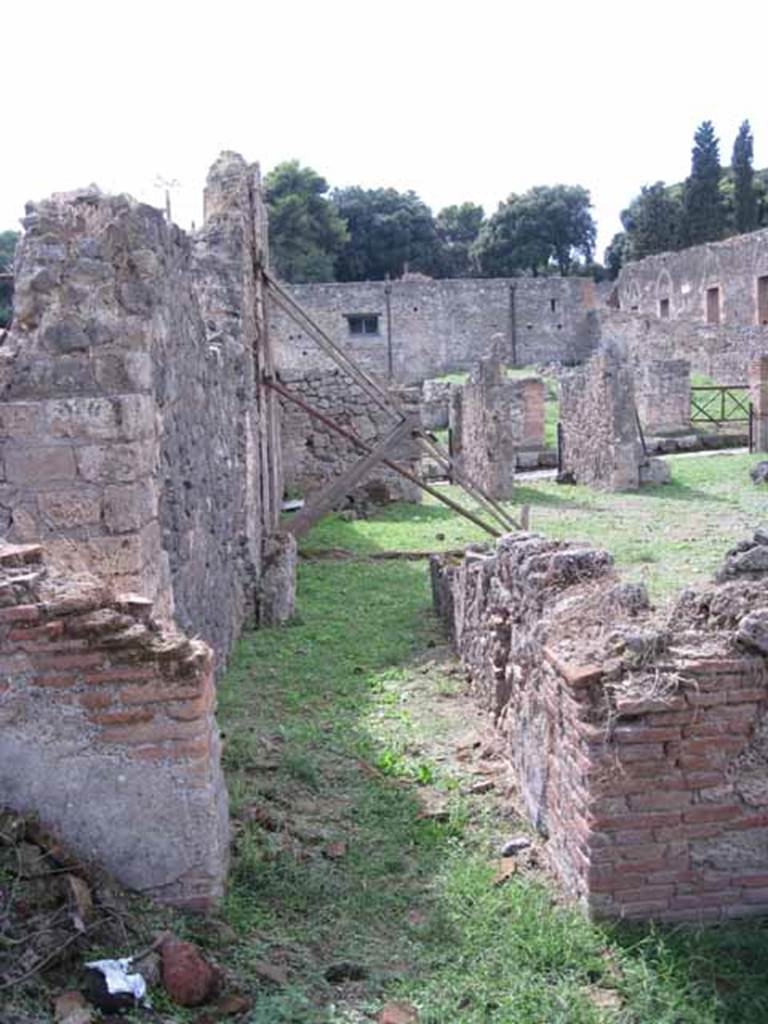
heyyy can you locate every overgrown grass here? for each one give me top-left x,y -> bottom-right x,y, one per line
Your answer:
207,451 -> 768,1020
304,450 -> 765,602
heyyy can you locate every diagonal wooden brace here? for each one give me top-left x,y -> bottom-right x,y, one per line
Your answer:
285,418 -> 415,537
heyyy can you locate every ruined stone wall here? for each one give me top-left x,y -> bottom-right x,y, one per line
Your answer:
597,308 -> 768,383
0,543 -> 227,907
450,358 -> 545,497
617,229 -> 768,325
432,528 -> 768,921
270,277 -> 600,385
634,358 -> 691,435
0,153 -> 281,663
279,368 -> 421,503
559,350 -> 644,490
0,153 -> 294,908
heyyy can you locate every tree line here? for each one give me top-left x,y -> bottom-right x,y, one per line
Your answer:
264,162 -> 597,284
605,120 -> 766,277
0,231 -> 17,328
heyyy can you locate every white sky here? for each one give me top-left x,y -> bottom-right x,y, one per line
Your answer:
3,0 -> 766,260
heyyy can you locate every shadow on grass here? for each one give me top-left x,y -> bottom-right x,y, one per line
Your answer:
216,514 -> 768,1023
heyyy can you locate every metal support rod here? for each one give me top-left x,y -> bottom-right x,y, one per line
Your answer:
509,284 -> 517,367
414,432 -> 519,531
263,271 -> 401,421
265,376 -> 501,538
634,403 -> 648,457
286,419 -> 413,537
385,282 -> 393,381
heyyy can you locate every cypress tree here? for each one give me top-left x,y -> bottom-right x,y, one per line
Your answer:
732,119 -> 757,234
681,120 -> 724,246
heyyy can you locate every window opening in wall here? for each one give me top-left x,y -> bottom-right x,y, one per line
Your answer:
346,314 -> 380,336
659,298 -> 670,319
706,286 -> 721,325
550,298 -> 557,313
758,276 -> 768,325
630,305 -> 639,312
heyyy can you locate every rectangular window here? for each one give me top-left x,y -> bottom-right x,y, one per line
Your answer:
346,314 -> 380,336
550,298 -> 557,313
659,297 -> 670,319
758,276 -> 768,325
706,286 -> 720,324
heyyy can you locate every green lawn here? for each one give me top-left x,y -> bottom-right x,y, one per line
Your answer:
303,450 -> 765,603
201,450 -> 768,1021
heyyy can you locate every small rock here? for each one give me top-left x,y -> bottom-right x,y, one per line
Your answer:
323,840 -> 347,859
468,779 -> 495,795
750,462 -> 768,484
737,609 -> 768,654
54,992 -> 94,1024
133,950 -> 161,987
252,959 -> 288,986
325,961 -> 368,983
377,1000 -> 419,1023
211,993 -> 254,1015
161,935 -> 220,1007
499,835 -> 532,857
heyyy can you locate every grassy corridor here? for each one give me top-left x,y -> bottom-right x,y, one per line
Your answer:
209,451 -> 768,1022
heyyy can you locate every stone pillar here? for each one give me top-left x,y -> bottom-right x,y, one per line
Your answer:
749,356 -> 768,452
0,190 -> 172,616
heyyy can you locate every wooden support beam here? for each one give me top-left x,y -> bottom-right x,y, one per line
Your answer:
286,419 -> 413,537
265,376 -> 501,538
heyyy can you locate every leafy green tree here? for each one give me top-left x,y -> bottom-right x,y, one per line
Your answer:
680,120 -> 724,246
434,203 -> 485,277
620,182 -> 682,259
732,119 -> 757,234
603,231 -> 631,279
264,161 -> 348,283
332,187 -> 440,281
472,185 -> 596,277
0,230 -> 19,328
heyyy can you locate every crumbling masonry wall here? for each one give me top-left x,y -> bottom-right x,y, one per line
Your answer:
596,308 -> 768,384
0,153 -> 293,907
279,368 -> 422,504
0,543 -> 228,907
559,350 -> 644,490
450,355 -> 545,498
432,529 -> 768,922
633,358 -> 691,436
0,153 -> 282,662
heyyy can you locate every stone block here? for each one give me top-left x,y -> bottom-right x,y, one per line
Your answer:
93,352 -> 153,392
0,403 -> 46,440
75,441 -> 154,483
47,395 -> 153,443
103,480 -> 157,533
37,489 -> 102,529
4,445 -> 77,484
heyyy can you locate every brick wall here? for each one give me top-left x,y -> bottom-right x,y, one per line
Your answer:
0,152 -> 294,908
0,542 -> 228,907
432,529 -> 768,921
